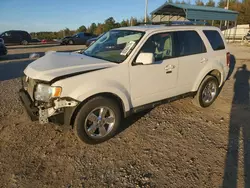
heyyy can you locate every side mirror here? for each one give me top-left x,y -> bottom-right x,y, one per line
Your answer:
135,52 -> 154,65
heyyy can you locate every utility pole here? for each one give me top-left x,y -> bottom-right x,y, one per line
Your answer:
145,0 -> 148,23
226,0 -> 229,9
224,0 -> 229,26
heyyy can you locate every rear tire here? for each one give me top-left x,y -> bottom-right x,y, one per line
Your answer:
68,40 -> 74,45
193,75 -> 219,108
74,96 -> 121,144
21,40 -> 28,45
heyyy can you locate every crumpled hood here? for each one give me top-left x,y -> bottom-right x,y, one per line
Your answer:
24,51 -> 117,82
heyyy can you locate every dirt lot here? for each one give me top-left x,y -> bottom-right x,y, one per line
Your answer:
0,44 -> 250,188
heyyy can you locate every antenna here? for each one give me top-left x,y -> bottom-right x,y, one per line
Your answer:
145,0 -> 148,23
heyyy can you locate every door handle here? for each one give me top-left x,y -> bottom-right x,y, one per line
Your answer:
165,65 -> 175,70
200,58 -> 208,63
165,65 -> 175,74
166,70 -> 172,74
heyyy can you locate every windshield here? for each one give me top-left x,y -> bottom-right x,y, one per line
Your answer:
83,30 -> 145,63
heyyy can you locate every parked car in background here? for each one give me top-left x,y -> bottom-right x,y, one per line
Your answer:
31,38 -> 41,43
0,38 -> 8,56
86,32 -> 106,47
41,39 -> 48,44
30,38 -> 41,45
243,30 -> 250,41
0,38 -> 7,56
60,32 -> 97,45
0,30 -> 31,45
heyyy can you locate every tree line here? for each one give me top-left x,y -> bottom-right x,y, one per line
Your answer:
30,16 -> 143,40
30,0 -> 250,40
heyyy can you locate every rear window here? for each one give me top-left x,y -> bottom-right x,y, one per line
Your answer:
203,30 -> 225,51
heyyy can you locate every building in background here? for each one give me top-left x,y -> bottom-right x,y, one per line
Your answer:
150,3 -> 242,41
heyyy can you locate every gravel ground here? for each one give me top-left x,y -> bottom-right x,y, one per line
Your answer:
0,44 -> 250,187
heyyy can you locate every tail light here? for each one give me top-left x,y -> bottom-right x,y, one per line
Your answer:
226,52 -> 230,67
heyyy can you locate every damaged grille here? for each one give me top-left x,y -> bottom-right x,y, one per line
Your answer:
22,76 -> 36,101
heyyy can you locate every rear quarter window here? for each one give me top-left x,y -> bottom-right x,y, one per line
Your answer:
203,30 -> 225,51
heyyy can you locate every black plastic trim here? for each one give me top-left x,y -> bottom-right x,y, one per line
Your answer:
19,89 -> 39,121
125,92 -> 196,117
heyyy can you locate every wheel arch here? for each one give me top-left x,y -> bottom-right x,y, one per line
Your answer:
69,92 -> 126,126
192,68 -> 223,92
208,69 -> 221,85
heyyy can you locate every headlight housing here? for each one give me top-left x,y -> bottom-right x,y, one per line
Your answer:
34,84 -> 62,102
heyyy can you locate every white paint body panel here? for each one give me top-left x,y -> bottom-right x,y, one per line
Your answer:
24,52 -> 116,81
130,58 -> 179,107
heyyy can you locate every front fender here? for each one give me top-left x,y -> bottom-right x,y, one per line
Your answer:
70,81 -> 132,112
191,61 -> 224,91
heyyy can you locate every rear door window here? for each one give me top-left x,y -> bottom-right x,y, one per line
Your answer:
12,32 -> 21,38
175,31 -> 206,57
203,30 -> 225,51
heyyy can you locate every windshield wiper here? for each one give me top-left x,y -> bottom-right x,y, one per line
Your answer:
83,52 -> 118,63
91,55 -> 115,62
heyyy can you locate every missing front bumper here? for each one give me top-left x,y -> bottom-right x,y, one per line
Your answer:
38,99 -> 78,124
19,89 -> 78,125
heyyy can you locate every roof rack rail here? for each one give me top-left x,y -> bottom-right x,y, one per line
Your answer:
135,20 -> 210,26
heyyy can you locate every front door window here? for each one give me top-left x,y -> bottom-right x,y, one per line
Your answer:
139,32 -> 176,62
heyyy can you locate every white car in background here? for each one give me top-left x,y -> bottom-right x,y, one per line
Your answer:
243,30 -> 250,41
19,24 -> 230,144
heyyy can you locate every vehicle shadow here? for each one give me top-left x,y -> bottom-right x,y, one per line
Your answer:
222,64 -> 250,188
0,59 -> 33,81
6,43 -> 60,50
115,109 -> 153,136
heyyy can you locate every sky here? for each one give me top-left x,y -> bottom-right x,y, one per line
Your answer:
0,0 -> 219,32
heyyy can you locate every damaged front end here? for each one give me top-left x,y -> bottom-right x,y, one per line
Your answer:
19,76 -> 79,125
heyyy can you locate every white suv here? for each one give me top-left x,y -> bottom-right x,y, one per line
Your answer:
20,24 -> 230,144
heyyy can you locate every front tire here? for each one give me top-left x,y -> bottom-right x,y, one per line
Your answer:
74,96 -> 121,144
193,75 -> 219,108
